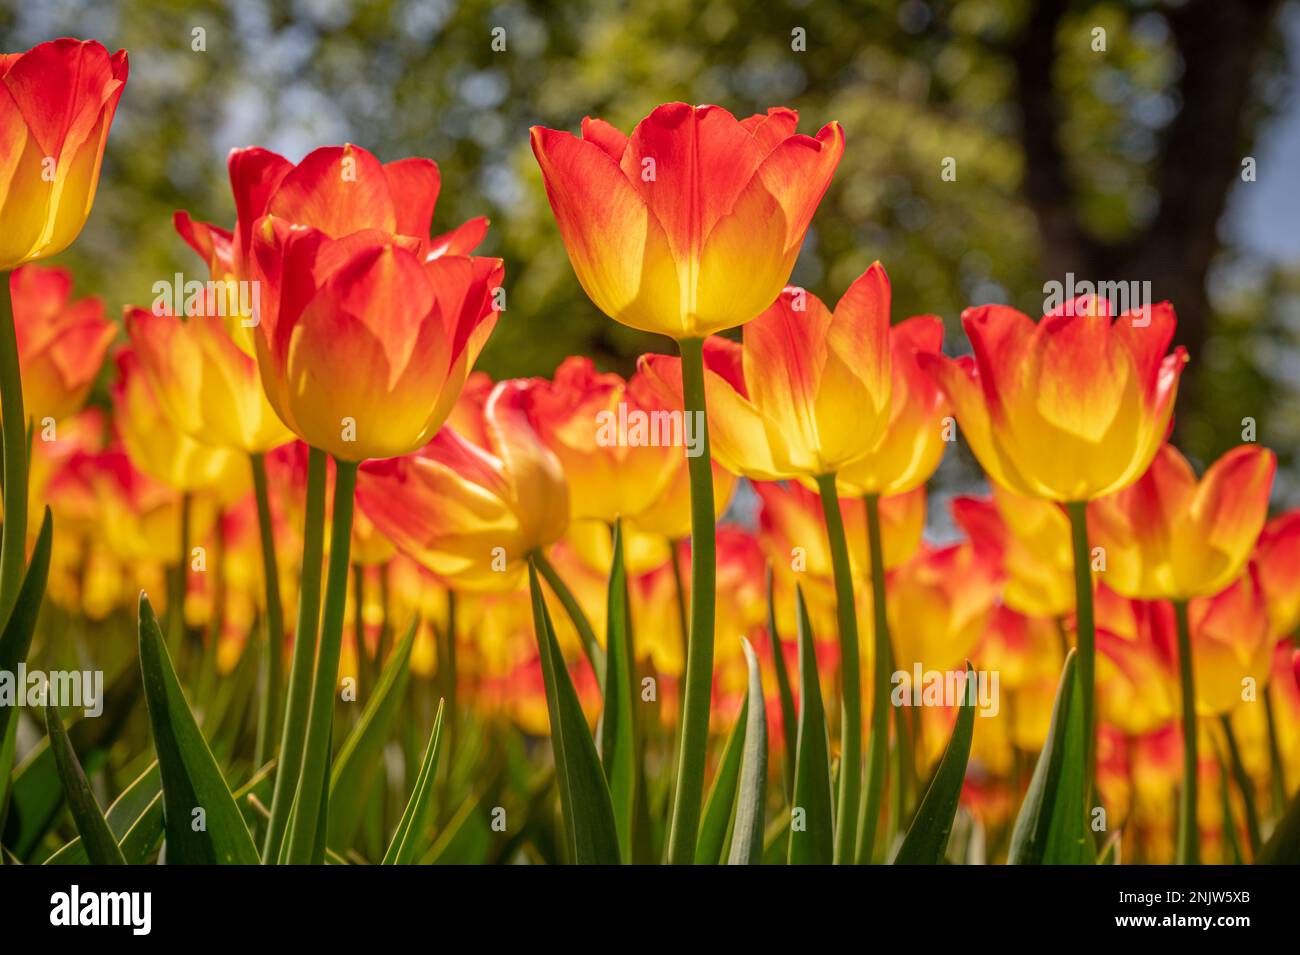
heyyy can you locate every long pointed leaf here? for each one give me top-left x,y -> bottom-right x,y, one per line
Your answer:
44,702 -> 125,864
382,699 -> 446,864
601,520 -> 636,862
138,593 -> 259,864
788,585 -> 833,865
327,616 -> 418,847
894,662 -> 977,864
527,561 -> 620,864
45,762 -> 161,865
696,695 -> 747,864
728,636 -> 768,865
1008,649 -> 1091,864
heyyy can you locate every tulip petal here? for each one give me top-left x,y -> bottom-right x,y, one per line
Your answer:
530,125 -> 682,336
268,144 -> 396,237
382,156 -> 441,238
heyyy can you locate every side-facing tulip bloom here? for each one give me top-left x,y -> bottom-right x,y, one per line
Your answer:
0,39 -> 128,268
6,264 -> 114,422
356,380 -> 568,591
1088,444 -> 1275,601
888,540 -> 1003,675
531,104 -> 843,339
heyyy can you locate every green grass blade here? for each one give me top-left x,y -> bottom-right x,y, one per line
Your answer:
728,636 -> 768,865
1007,649 -> 1091,864
382,699 -> 446,864
0,507 -> 52,800
696,695 -> 747,864
527,561 -> 620,864
788,585 -> 833,865
138,593 -> 260,864
328,616 -> 418,847
44,702 -> 126,864
600,520 -> 637,863
894,662 -> 977,864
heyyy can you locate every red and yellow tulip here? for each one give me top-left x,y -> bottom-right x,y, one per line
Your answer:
0,39 -> 128,269
1088,444 -> 1275,601
356,380 -> 568,590
531,104 -> 843,339
5,264 -> 114,422
920,297 -> 1186,502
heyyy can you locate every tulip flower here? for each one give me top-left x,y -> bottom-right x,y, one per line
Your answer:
4,265 -> 115,423
0,39 -> 128,270
110,349 -> 245,498
951,488 -> 1075,619
921,295 -> 1188,799
1086,441 -> 1274,863
123,306 -> 291,455
226,143 -> 503,863
357,380 -> 569,594
533,103 -> 844,862
888,541 -> 1002,675
0,38 -> 128,625
1252,509 -> 1300,638
249,219 -> 502,463
530,104 -> 843,340
835,314 -> 949,497
529,355 -> 735,532
1088,444 -> 1275,602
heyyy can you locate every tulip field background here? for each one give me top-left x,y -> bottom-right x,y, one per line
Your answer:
2,0 -> 1300,876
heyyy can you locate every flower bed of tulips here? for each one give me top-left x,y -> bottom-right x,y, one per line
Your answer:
0,37 -> 1298,871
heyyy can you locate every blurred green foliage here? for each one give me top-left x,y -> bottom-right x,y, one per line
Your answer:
2,0 -> 1297,504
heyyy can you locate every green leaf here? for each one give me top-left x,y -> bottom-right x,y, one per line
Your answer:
118,793 -> 165,864
1007,649 -> 1091,864
382,699 -> 446,864
600,519 -> 637,863
788,585 -> 833,865
137,592 -> 259,864
728,636 -> 768,865
44,701 -> 126,864
0,508 -> 52,802
1257,783 -> 1300,864
765,564 -> 797,804
527,561 -> 620,865
45,761 -> 161,865
3,663 -> 141,859
327,616 -> 418,847
696,695 -> 747,864
894,661 -> 977,864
